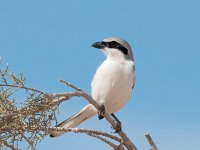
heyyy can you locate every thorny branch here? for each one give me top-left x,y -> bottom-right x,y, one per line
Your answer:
0,64 -> 158,150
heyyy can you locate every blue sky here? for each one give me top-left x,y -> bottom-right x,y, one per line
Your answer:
0,0 -> 200,149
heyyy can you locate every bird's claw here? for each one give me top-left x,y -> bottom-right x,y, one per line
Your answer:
111,113 -> 122,133
98,104 -> 105,120
114,121 -> 122,133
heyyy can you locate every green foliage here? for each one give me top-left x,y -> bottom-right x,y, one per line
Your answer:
0,63 -> 58,150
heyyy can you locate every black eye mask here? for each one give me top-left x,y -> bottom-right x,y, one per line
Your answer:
102,41 -> 128,55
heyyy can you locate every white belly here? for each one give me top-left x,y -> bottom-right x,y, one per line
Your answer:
91,59 -> 135,114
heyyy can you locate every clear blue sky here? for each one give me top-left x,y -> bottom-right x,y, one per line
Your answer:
0,0 -> 200,149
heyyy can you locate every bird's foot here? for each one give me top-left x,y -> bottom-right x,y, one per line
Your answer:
111,113 -> 122,133
98,104 -> 105,120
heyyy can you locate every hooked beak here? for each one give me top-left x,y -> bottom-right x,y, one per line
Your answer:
91,42 -> 106,49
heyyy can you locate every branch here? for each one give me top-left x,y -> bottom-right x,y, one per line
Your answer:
0,72 -> 158,150
52,80 -> 137,150
145,133 -> 158,150
0,138 -> 18,150
87,133 -> 119,149
49,127 -> 121,149
60,80 -> 82,91
0,83 -> 46,95
49,127 -> 121,142
21,133 -> 36,150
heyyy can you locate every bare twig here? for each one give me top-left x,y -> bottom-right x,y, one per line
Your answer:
0,72 -> 158,150
52,92 -> 82,103
49,127 -> 122,150
60,80 -> 82,91
0,139 -> 18,150
87,133 -> 119,149
0,84 -> 46,95
116,142 -> 126,150
49,127 -> 121,142
145,133 -> 158,150
21,133 -> 36,150
54,80 -> 137,150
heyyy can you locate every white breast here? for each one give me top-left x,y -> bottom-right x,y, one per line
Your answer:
91,59 -> 135,114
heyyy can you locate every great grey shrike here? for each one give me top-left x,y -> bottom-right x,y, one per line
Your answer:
50,37 -> 136,137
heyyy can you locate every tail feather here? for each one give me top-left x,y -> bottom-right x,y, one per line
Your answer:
50,104 -> 96,137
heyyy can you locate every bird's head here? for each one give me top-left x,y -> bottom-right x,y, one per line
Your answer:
92,37 -> 134,61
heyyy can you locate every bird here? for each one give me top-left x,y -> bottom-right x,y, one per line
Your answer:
50,37 -> 136,137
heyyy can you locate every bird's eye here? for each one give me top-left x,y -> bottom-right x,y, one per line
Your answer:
108,41 -> 119,48
107,41 -> 128,55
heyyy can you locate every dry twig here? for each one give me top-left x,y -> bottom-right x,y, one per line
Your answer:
145,133 -> 158,150
0,138 -> 18,150
0,62 -> 158,150
53,80 -> 137,150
